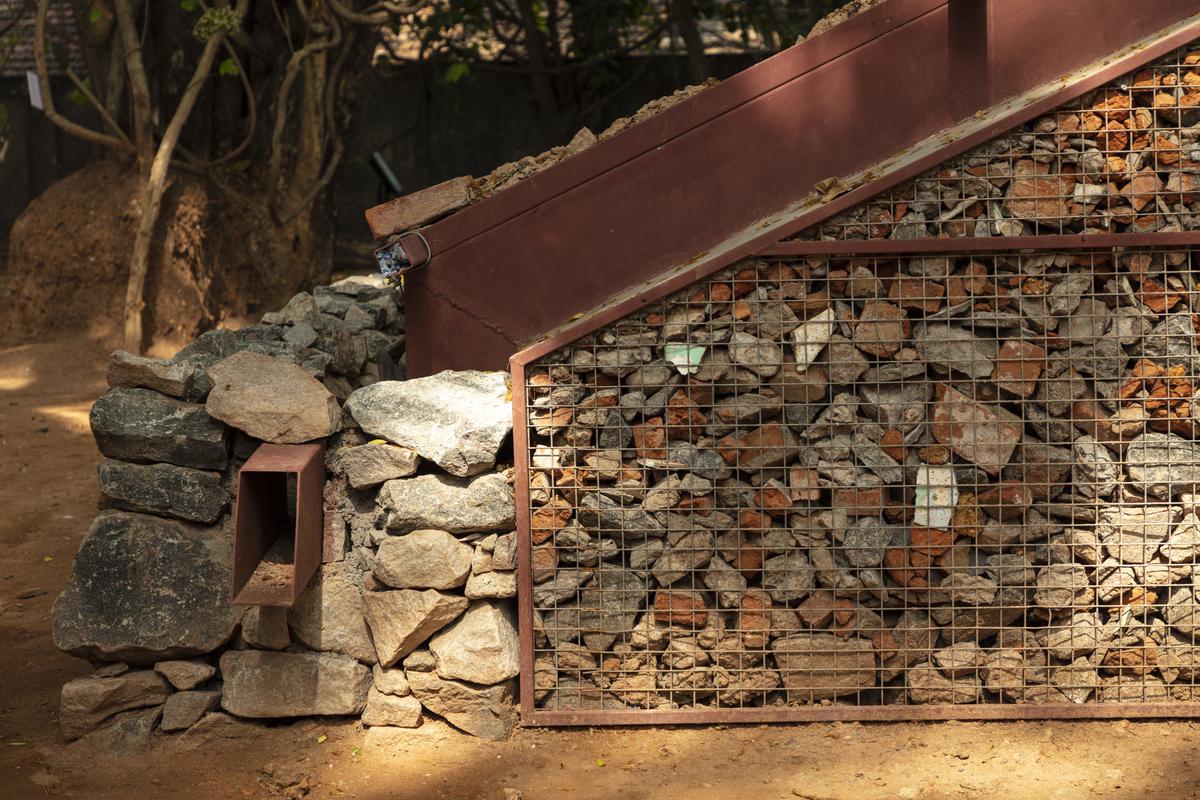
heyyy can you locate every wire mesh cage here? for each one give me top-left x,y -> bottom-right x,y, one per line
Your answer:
794,46 -> 1200,243
516,246 -> 1200,721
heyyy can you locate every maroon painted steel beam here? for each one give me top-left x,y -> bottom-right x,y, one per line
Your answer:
402,0 -> 1200,376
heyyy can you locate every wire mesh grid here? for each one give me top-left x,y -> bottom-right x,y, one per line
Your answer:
519,246 -> 1200,719
793,45 -> 1200,243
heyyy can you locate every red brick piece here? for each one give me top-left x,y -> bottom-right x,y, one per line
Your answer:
854,300 -> 907,357
531,498 -> 572,544
976,481 -> 1034,521
931,384 -> 1023,476
654,591 -> 708,627
632,417 -> 667,460
889,277 -> 946,312
992,339 -> 1046,399
832,486 -> 886,516
365,176 -> 474,238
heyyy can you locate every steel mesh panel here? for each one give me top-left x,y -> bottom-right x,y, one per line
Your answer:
519,247 -> 1200,720
792,45 -> 1200,242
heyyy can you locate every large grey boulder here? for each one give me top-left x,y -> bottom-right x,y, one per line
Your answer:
405,667 -> 517,740
345,371 -> 512,477
380,473 -> 515,533
429,601 -> 520,685
97,460 -> 229,523
374,530 -> 474,589
219,651 -> 371,717
90,388 -> 228,469
333,443 -> 420,489
53,512 -> 240,664
205,351 -> 341,443
288,563 -> 377,663
59,670 -> 170,740
362,589 -> 469,666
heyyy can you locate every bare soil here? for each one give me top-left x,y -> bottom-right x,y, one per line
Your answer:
4,336 -> 1200,800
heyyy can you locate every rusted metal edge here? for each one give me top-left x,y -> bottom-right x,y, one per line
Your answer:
505,16 -> 1200,370
411,0 -> 948,257
761,232 -> 1200,257
510,358 -> 539,724
230,443 -> 325,608
525,703 -> 1200,727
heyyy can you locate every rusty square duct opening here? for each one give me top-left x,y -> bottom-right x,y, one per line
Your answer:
231,444 -> 325,607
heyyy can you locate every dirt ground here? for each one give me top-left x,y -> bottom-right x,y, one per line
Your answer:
5,337 -> 1200,800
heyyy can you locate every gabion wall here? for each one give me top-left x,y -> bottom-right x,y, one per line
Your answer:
521,245 -> 1200,713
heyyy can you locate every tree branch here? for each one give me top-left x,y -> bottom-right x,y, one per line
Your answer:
112,0 -> 155,172
33,0 -> 133,153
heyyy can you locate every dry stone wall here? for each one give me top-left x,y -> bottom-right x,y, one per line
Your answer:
53,276 -> 522,746
523,246 -> 1200,712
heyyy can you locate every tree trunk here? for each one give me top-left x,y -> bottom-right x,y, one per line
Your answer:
514,0 -> 558,117
671,0 -> 709,84
122,16 -> 230,352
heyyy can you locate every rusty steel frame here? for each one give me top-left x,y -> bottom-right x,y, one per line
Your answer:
231,443 -> 325,607
403,2 -> 1200,376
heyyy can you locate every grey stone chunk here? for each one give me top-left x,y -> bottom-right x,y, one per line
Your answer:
361,687 -> 423,727
289,563 -> 377,663
90,388 -> 228,469
907,660 -> 979,704
916,324 -> 994,378
772,634 -> 876,701
1126,433 -> 1200,499
1143,313 -> 1198,372
362,589 -> 470,666
205,351 -> 341,443
153,660 -> 216,690
837,519 -> 898,568
220,651 -> 371,718
107,350 -> 193,397
374,530 -> 474,590
405,670 -> 516,740
650,531 -> 714,585
762,552 -> 815,603
345,372 -> 512,477
372,664 -> 411,697
240,606 -> 289,650
53,512 -> 240,664
380,473 -> 515,534
579,567 -> 649,652
333,443 -> 419,489
492,533 -> 518,571
429,601 -> 521,685
59,670 -> 169,740
97,460 -> 229,523
160,690 -> 221,732
1162,512 -> 1200,564
1071,435 -> 1118,498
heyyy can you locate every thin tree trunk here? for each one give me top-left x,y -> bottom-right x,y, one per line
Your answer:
121,8 -> 236,352
671,0 -> 709,84
112,0 -> 154,174
514,0 -> 557,117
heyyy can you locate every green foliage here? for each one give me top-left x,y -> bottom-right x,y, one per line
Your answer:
444,62 -> 470,84
193,6 -> 243,42
218,57 -> 239,77
180,0 -> 198,10
88,7 -> 103,24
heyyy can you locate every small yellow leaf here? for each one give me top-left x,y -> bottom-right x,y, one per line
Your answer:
42,556 -> 53,562
596,758 -> 605,767
316,734 -> 328,744
8,740 -> 26,747
368,439 -> 388,445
